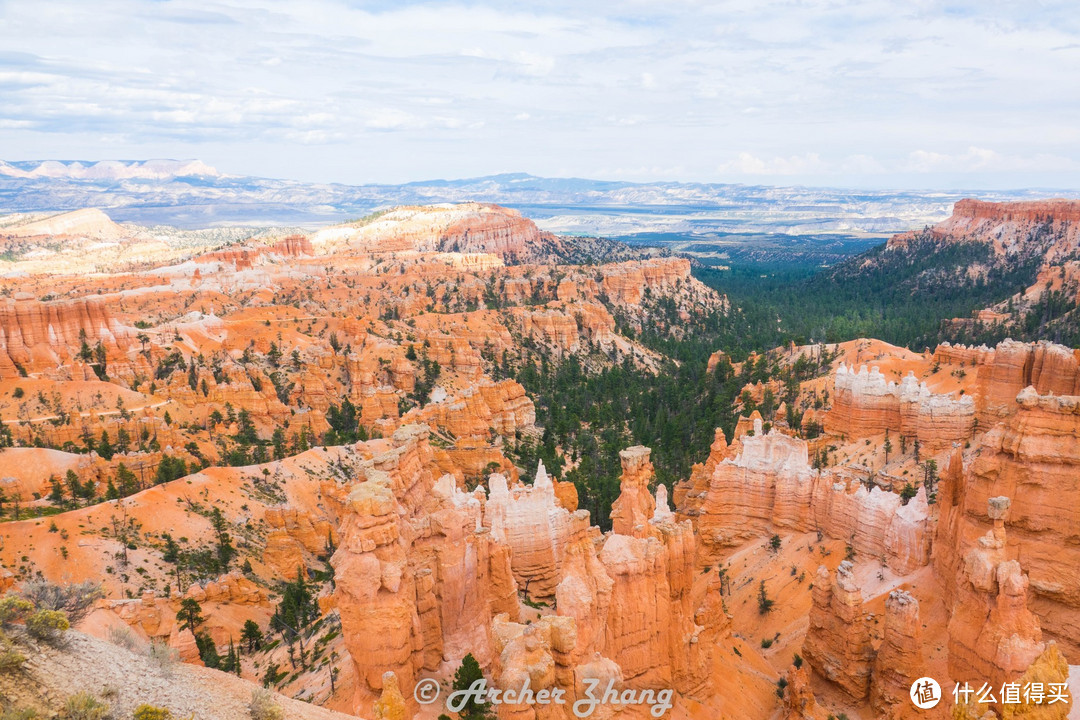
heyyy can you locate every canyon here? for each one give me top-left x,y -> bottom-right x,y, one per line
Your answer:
0,199 -> 1077,720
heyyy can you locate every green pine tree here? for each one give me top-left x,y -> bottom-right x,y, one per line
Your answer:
451,653 -> 495,720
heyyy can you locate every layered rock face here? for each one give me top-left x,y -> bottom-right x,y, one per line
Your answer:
682,419 -> 815,551
591,451 -> 725,697
313,203 -> 560,262
887,198 -> 1080,263
508,302 -> 618,359
678,419 -> 932,573
270,234 -> 314,257
933,340 -> 1080,424
331,425 -> 519,713
945,497 -> 1045,689
262,508 -> 337,578
434,205 -> 554,263
609,446 -> 656,536
0,294 -> 130,377
870,590 -> 925,716
827,363 -> 975,450
485,462 -> 574,601
194,235 -> 312,270
406,379 -> 536,439
950,198 -> 1080,224
598,257 -> 694,305
803,562 -> 874,700
330,434 -> 728,717
935,389 -> 1080,658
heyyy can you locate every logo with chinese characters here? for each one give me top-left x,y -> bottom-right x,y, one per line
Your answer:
953,681 -> 1071,707
910,677 -> 941,709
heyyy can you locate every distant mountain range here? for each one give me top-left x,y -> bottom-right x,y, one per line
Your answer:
1,159 -> 1074,234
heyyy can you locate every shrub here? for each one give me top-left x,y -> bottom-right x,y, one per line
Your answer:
757,581 -> 775,614
248,689 -> 284,720
261,662 -> 285,688
62,692 -> 109,720
900,483 -> 918,505
26,609 -> 70,643
133,705 -> 173,720
146,640 -> 180,673
0,632 -> 26,673
108,624 -> 143,651
0,709 -> 40,720
19,580 -> 103,624
0,596 -> 33,626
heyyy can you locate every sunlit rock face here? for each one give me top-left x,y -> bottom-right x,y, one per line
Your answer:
827,363 -> 975,451
0,294 -> 131,378
870,590 -> 925,716
944,497 -> 1045,689
312,203 -> 557,262
934,339 -> 1080,425
485,462 -> 574,601
803,561 -> 874,700
935,389 -> 1080,660
680,418 -> 932,573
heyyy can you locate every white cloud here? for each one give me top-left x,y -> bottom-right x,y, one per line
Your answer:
717,152 -> 828,176
904,147 -> 1080,174
0,0 -> 1077,186
904,147 -> 1002,173
511,52 -> 556,77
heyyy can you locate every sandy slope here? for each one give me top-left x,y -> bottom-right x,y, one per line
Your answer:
1,629 -> 363,720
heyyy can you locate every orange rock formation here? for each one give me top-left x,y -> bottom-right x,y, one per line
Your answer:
935,389 -> 1080,659
677,417 -> 932,573
803,561 -> 874,700
827,362 -> 975,451
870,590 -> 925,717
945,497 -> 1045,689
0,294 -> 130,377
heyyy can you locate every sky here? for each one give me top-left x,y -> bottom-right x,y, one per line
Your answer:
1,0 -> 1078,189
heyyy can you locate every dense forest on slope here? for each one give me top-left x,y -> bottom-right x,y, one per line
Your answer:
508,226 -> 1076,528
697,234 -> 1047,350
504,302 -> 833,530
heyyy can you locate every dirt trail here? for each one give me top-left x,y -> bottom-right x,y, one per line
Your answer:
2,399 -> 171,425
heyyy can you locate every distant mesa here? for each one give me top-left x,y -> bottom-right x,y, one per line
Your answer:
0,208 -> 126,240
312,202 -> 563,263
951,197 -> 1080,224
888,197 -> 1080,255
